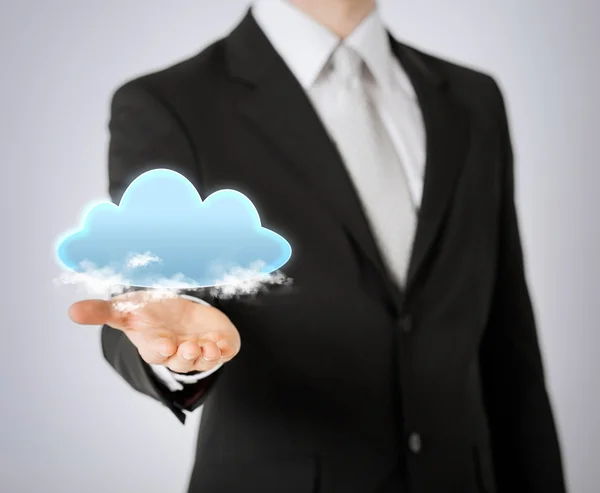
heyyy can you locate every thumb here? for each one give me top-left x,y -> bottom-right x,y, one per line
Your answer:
69,299 -> 113,326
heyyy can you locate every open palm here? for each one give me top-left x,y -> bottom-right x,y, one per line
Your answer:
69,291 -> 241,373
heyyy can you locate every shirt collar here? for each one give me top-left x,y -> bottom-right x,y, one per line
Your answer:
252,0 -> 339,89
252,0 -> 415,99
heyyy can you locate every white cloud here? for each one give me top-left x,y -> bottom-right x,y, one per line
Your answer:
208,260 -> 293,299
126,252 -> 160,268
55,258 -> 293,310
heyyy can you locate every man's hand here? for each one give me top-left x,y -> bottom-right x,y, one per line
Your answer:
69,291 -> 241,374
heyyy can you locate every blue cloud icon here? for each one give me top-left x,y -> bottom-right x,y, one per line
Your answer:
56,169 -> 292,288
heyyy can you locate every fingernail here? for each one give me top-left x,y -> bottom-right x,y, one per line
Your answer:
202,349 -> 220,362
183,353 -> 196,360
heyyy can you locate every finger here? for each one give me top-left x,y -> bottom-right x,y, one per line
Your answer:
179,340 -> 202,361
138,336 -> 177,365
69,300 -> 112,326
165,341 -> 202,373
193,359 -> 222,373
191,342 -> 223,372
215,339 -> 238,361
201,341 -> 222,363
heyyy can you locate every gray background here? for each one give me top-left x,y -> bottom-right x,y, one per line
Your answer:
1,1 -> 598,492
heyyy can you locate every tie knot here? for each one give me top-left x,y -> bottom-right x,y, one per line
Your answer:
331,44 -> 363,84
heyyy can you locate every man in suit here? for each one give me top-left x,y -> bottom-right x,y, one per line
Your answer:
69,0 -> 567,491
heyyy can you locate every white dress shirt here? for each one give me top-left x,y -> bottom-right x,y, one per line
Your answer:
151,0 -> 426,390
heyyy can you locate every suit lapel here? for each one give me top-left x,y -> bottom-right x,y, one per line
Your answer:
226,12 -> 401,305
225,12 -> 471,305
390,40 -> 471,294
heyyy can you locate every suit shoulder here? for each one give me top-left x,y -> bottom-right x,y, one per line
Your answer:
110,37 -> 228,103
402,43 -> 505,111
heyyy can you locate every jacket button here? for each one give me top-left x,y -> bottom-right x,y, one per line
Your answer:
397,313 -> 413,334
408,432 -> 422,454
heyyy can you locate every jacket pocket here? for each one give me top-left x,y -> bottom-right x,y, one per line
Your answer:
188,456 -> 317,493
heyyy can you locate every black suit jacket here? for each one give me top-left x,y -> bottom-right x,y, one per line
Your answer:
100,11 -> 566,493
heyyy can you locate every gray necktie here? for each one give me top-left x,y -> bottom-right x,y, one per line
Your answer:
325,44 -> 417,288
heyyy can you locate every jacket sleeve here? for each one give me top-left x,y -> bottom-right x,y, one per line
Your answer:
479,79 -> 567,492
101,79 -> 220,424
